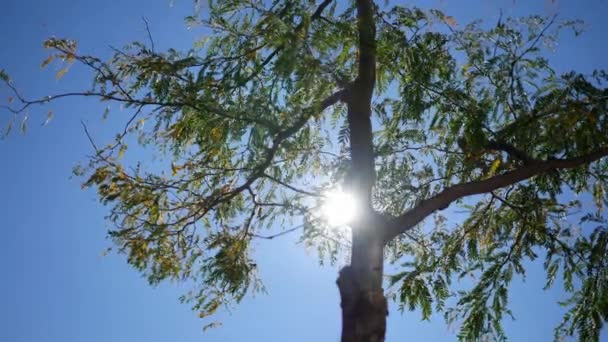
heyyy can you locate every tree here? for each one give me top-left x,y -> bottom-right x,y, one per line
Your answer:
2,0 -> 608,340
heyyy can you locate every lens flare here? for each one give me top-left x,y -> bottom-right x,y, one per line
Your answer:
321,189 -> 358,227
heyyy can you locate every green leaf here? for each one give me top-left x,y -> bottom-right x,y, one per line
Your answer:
118,144 -> 127,159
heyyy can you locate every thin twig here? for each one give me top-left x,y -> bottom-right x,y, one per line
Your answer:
141,16 -> 155,53
251,224 -> 304,240
80,120 -> 100,152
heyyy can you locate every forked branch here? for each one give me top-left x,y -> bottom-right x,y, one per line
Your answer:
384,148 -> 608,241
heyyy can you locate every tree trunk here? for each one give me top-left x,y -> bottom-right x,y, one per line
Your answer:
340,0 -> 383,340
337,232 -> 388,342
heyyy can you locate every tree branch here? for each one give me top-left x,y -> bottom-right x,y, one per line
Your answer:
311,0 -> 334,20
192,88 -> 348,219
262,173 -> 321,197
384,148 -> 608,241
250,224 -> 304,240
486,139 -> 534,164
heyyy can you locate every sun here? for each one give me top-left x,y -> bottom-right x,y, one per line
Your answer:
321,188 -> 358,227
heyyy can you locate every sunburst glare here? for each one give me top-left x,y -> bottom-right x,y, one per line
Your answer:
321,188 -> 358,227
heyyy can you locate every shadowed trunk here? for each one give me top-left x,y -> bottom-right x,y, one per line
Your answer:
337,231 -> 388,342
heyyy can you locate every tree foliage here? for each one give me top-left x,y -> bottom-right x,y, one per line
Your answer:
2,1 -> 608,340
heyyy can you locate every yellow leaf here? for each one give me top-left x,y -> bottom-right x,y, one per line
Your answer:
210,127 -> 222,142
41,55 -> 54,69
56,67 -> 68,80
445,16 -> 457,27
170,125 -> 183,139
65,52 -> 75,63
208,148 -> 219,158
487,158 -> 502,178
171,162 -> 183,176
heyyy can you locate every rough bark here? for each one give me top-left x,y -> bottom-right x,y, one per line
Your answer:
338,234 -> 387,342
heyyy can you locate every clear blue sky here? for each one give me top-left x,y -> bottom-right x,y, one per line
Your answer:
1,1 -> 607,341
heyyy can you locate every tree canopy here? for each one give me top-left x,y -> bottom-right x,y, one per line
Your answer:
2,0 -> 608,340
